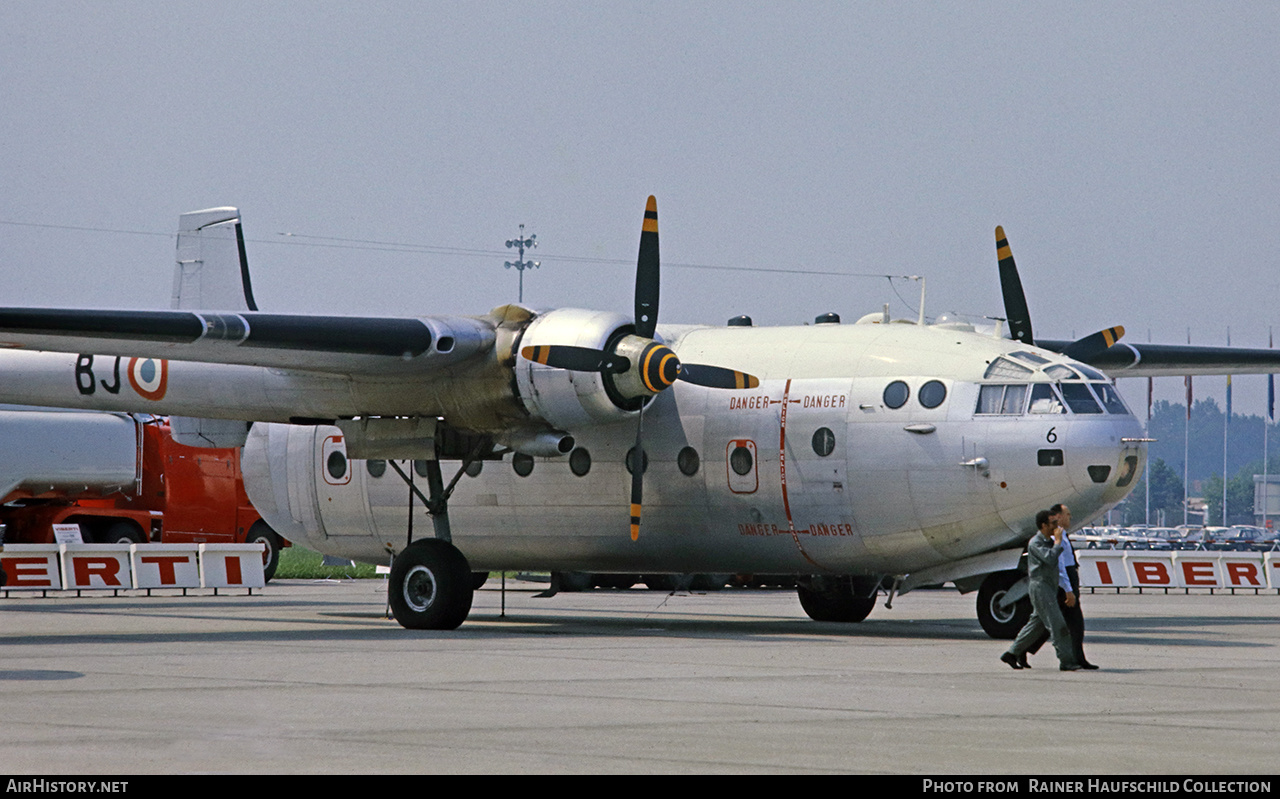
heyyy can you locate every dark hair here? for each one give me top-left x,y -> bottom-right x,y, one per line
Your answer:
1049,503 -> 1065,515
1036,509 -> 1053,529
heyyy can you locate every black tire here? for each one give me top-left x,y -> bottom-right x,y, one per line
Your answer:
796,576 -> 876,622
689,573 -> 729,591
976,570 -> 1032,639
389,539 -> 474,630
471,572 -> 490,591
245,522 -> 282,583
99,521 -> 146,545
555,571 -> 593,592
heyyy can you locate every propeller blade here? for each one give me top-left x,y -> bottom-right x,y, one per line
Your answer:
676,363 -> 761,389
521,345 -> 630,374
634,196 -> 660,339
1061,326 -> 1126,361
995,226 -> 1035,345
629,409 -> 645,541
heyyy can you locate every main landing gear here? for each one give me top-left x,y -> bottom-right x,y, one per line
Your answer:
975,570 -> 1032,639
796,575 -> 878,623
388,538 -> 474,630
384,441 -> 488,630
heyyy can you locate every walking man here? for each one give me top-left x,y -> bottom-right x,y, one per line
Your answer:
1001,509 -> 1082,671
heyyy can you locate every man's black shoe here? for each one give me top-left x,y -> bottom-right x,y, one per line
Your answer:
1080,661 -> 1100,670
1060,663 -> 1082,671
1017,654 -> 1031,669
1000,652 -> 1023,670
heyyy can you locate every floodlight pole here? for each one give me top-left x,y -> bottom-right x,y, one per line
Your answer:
505,225 -> 539,303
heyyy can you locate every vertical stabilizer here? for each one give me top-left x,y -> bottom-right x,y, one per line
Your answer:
172,207 -> 258,311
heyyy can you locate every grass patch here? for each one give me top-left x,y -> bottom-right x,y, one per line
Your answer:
276,545 -> 382,580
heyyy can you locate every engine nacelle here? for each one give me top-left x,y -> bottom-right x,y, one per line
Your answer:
514,308 -> 637,430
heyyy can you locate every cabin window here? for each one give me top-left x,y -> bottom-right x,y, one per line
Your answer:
1059,383 -> 1103,414
1028,383 -> 1066,414
570,448 -> 592,477
1044,364 -> 1078,381
677,446 -> 700,476
976,384 -> 1028,415
366,459 -> 386,478
883,381 -> 909,409
512,453 -> 535,477
919,380 -> 947,409
327,451 -> 348,480
1038,449 -> 1064,466
812,427 -> 835,456
730,445 -> 754,476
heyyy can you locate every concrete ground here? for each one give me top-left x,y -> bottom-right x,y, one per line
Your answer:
1,579 -> 1277,774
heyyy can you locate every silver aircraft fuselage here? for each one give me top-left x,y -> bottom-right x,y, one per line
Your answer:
241,318 -> 1146,577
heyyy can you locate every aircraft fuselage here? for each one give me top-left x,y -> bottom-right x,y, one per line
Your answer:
241,317 -> 1146,578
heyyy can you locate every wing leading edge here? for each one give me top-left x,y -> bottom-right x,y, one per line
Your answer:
0,308 -> 495,374
1039,339 -> 1280,378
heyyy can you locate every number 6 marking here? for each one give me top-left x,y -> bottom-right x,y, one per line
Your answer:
1046,427 -> 1057,444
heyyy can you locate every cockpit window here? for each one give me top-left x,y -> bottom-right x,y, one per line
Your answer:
984,357 -> 1033,380
1028,383 -> 1066,414
976,384 -> 1029,415
1059,382 -> 1103,413
1008,351 -> 1052,365
1077,364 -> 1107,380
1091,382 -> 1131,415
1044,364 -> 1079,381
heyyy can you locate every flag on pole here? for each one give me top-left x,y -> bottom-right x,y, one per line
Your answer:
1271,328 -> 1275,423
1185,375 -> 1193,420
1147,376 -> 1153,421
1226,374 -> 1233,420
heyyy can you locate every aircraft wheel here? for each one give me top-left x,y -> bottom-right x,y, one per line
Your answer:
245,522 -> 282,583
389,539 -> 474,630
976,570 -> 1031,640
471,572 -> 490,590
797,576 -> 876,622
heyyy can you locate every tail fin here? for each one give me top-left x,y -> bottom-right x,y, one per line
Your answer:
171,207 -> 258,311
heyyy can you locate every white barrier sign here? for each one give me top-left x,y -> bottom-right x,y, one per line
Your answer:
1,543 -> 264,591
1079,550 -> 1279,590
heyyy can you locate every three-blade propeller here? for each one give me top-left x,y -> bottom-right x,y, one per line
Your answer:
994,225 -> 1126,359
521,196 -> 759,540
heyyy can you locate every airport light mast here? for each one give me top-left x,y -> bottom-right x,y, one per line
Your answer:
505,225 -> 539,303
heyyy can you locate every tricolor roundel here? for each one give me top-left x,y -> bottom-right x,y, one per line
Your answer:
128,357 -> 168,400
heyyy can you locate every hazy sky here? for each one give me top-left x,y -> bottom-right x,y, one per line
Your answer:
3,2 -> 1278,416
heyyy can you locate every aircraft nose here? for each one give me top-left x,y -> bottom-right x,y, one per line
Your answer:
1067,415 -> 1148,507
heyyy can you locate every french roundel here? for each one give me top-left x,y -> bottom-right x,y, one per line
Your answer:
127,357 -> 168,400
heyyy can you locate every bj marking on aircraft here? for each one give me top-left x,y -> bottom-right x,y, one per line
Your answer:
1,199 -> 1278,633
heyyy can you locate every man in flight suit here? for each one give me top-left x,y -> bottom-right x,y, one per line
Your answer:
1024,503 -> 1097,669
1000,509 -> 1082,671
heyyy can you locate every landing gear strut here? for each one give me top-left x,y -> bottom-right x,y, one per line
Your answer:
385,439 -> 488,630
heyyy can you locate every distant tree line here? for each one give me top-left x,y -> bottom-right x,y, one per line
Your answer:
1115,399 -> 1280,526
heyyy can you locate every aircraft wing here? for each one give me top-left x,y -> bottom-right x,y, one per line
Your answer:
0,307 -> 495,374
1038,339 -> 1280,378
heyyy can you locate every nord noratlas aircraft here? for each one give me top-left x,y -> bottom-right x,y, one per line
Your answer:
1,198 -> 1276,633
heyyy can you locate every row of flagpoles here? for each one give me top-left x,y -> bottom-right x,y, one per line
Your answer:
1149,329 -> 1274,527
